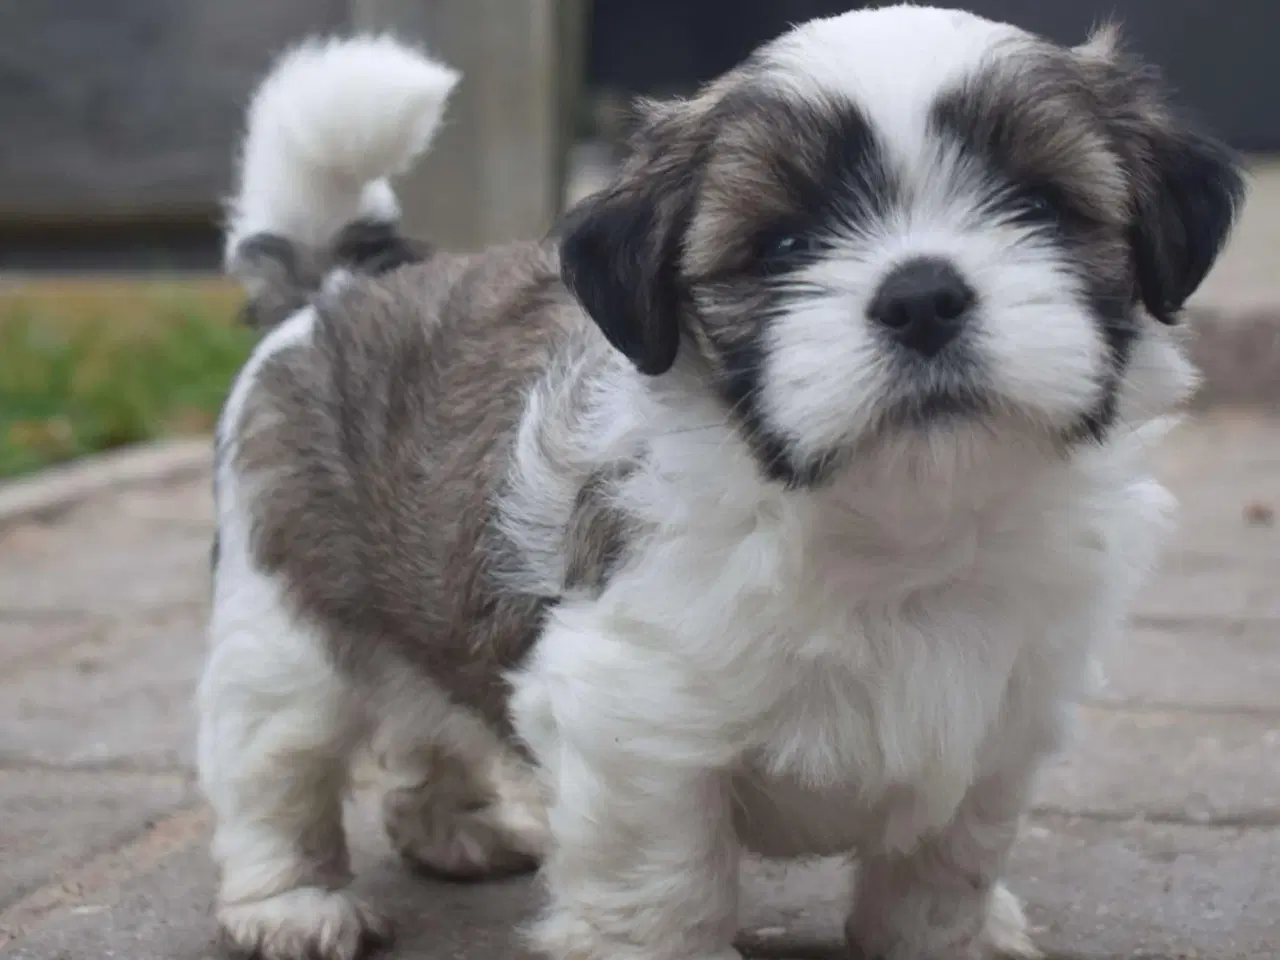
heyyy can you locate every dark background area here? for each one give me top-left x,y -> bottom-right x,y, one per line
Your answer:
587,0 -> 1279,151
0,1 -> 1267,272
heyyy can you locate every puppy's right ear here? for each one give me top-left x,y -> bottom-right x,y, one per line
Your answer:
558,100 -> 706,376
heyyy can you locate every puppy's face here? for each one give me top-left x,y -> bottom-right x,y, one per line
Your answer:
560,5 -> 1245,486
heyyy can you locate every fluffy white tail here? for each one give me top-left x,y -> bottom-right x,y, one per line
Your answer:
224,34 -> 459,268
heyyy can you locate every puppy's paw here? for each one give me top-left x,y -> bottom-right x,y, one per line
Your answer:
846,883 -> 1041,960
383,783 -> 539,880
390,804 -> 538,880
217,887 -> 391,960
981,884 -> 1043,959
379,745 -> 547,882
529,909 -> 742,960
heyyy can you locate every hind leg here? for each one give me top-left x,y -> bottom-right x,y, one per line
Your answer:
372,689 -> 548,881
198,553 -> 389,960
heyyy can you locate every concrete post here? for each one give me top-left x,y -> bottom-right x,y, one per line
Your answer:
349,0 -> 583,251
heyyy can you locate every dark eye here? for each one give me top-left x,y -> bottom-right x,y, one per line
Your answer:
756,231 -> 819,274
1016,186 -> 1061,223
767,234 -> 814,258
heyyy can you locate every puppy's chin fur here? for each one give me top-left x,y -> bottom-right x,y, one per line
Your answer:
198,8 -> 1241,960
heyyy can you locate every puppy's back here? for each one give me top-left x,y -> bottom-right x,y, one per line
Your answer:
223,241 -> 584,727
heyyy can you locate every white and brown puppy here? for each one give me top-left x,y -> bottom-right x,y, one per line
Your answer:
199,8 -> 1245,960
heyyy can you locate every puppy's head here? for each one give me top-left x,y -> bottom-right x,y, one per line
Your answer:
560,5 -> 1244,487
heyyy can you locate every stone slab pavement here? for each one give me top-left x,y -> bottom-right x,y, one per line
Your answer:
1,411 -> 1278,960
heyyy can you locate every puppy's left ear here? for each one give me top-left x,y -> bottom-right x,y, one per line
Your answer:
1129,123 -> 1246,324
1078,25 -> 1247,324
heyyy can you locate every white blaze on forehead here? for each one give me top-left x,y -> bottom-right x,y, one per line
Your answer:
758,5 -> 1025,167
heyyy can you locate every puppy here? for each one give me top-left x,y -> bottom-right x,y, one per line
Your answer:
198,8 -> 1245,960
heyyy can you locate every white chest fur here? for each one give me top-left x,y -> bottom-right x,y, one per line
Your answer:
510,431 -> 1175,861
623,495 -> 1085,853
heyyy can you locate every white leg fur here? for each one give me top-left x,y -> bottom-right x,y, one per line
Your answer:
510,606 -> 744,960
197,534 -> 385,960
528,757 -> 742,960
200,505 -> 547,959
845,762 -> 1045,960
201,317 -> 546,957
202,310 -> 547,957
199,306 -> 387,960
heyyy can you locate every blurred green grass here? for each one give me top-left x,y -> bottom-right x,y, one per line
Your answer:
0,279 -> 253,479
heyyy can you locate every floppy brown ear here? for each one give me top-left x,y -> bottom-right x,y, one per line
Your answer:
1077,25 -> 1246,324
557,100 -> 706,375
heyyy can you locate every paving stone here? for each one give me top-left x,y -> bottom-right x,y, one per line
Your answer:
0,477 -> 211,619
8,796 -> 1280,960
1151,413 -> 1280,559
1133,555 -> 1280,622
0,531 -> 208,619
1012,815 -> 1280,959
0,619 -> 103,676
0,796 -> 850,960
0,771 -> 194,911
1038,707 -> 1280,822
0,610 -> 204,771
1095,621 -> 1280,713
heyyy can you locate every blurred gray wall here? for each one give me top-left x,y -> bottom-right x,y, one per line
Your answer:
0,0 -> 346,222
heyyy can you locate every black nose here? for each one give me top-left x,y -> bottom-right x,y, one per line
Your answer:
868,257 -> 975,357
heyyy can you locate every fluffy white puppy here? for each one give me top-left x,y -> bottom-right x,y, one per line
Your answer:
198,8 -> 1244,960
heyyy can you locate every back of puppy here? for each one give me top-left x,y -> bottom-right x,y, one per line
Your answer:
201,35 -> 579,960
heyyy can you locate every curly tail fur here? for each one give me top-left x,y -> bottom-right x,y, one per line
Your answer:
224,34 -> 459,328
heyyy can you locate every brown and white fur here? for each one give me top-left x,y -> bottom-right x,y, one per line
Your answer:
198,9 -> 1245,960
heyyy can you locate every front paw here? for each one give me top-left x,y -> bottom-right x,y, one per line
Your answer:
847,884 -> 1042,960
530,909 -> 742,960
980,884 -> 1043,959
217,887 -> 391,960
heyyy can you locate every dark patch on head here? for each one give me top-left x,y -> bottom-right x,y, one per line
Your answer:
929,45 -> 1127,227
687,95 -> 897,487
929,30 -> 1244,439
931,59 -> 1148,438
931,61 -> 1141,439
689,94 -> 900,280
